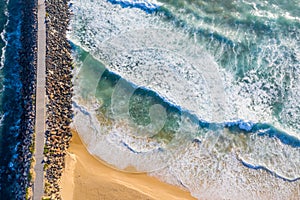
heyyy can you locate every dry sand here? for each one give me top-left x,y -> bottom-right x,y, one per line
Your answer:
60,130 -> 196,200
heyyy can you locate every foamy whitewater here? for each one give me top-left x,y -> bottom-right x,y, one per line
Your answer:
68,0 -> 300,199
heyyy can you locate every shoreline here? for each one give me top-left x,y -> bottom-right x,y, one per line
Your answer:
48,0 -> 194,198
61,129 -> 196,200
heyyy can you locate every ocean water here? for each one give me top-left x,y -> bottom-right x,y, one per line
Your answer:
69,0 -> 300,199
0,0 -> 27,198
0,1 -> 6,129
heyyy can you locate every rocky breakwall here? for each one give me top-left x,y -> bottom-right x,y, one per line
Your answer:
44,0 -> 73,199
5,0 -> 38,198
18,1 -> 38,198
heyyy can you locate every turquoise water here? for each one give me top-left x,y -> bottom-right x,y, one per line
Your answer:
70,0 -> 300,199
158,0 -> 300,128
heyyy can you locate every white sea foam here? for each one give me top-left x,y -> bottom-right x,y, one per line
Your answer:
70,0 -> 300,198
246,1 -> 300,23
109,0 -> 162,10
0,4 -> 9,70
237,133 -> 300,181
69,0 -> 300,131
72,100 -> 171,172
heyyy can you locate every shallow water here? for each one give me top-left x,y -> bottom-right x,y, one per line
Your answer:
69,0 -> 300,199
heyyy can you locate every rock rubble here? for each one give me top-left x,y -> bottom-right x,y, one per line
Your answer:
44,0 -> 73,199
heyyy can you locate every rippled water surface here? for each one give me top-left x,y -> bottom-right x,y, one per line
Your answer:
69,0 -> 300,199
0,0 -> 26,197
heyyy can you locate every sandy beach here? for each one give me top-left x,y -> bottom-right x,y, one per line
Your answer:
61,130 -> 196,200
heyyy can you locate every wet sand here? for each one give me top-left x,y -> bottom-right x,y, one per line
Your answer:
61,130 -> 196,200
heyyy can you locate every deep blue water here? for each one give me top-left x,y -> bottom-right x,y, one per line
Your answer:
0,0 -> 29,198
